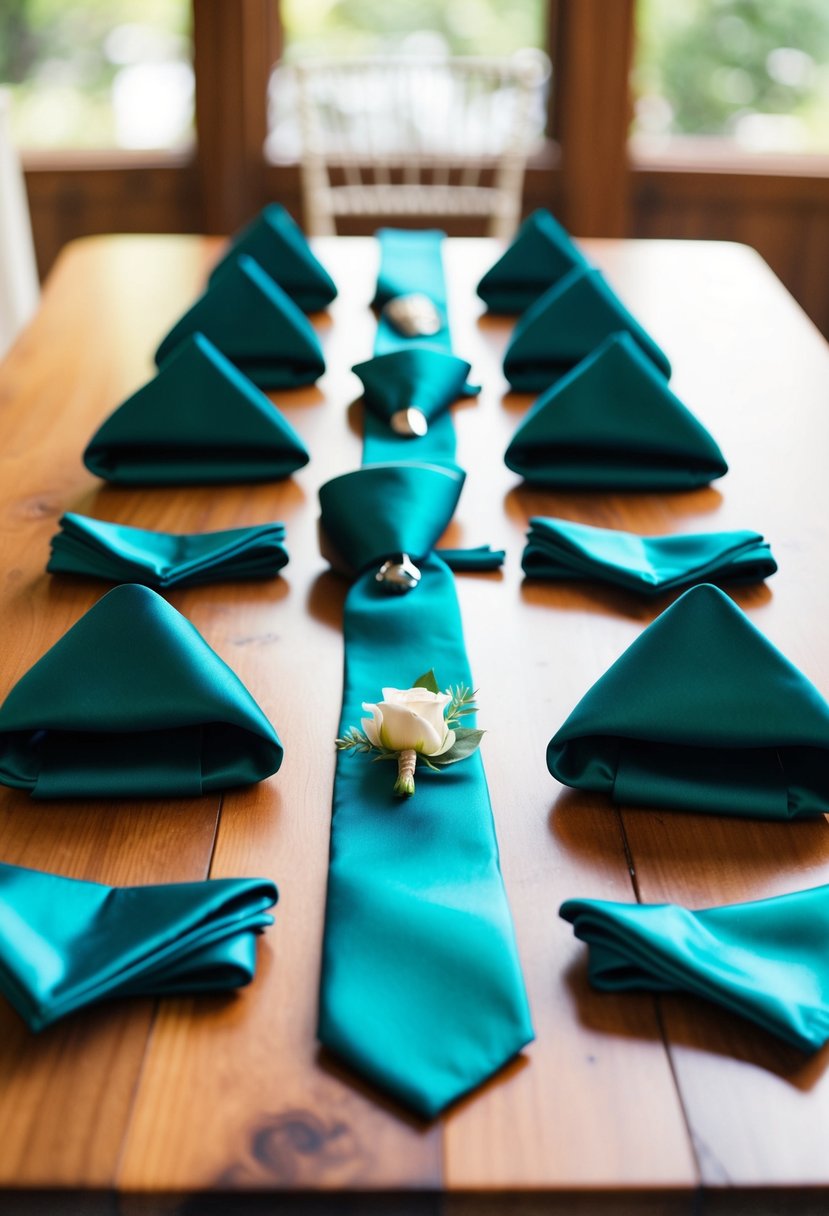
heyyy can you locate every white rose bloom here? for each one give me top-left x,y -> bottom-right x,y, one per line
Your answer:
361,687 -> 455,756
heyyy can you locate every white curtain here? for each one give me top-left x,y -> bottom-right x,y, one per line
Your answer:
0,90 -> 39,359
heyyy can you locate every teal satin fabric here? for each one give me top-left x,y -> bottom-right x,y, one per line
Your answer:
476,209 -> 589,313
561,885 -> 829,1052
0,584 -> 282,798
503,265 -> 672,392
154,255 -> 325,389
48,513 -> 289,588
358,230 -> 479,467
209,203 -> 337,312
319,463 -> 465,576
505,333 -> 726,490
319,551 -> 534,1118
0,861 -> 277,1030
548,583 -> 829,819
85,333 -> 309,485
523,518 -> 776,594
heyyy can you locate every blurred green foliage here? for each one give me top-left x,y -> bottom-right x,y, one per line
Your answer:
634,0 -> 829,148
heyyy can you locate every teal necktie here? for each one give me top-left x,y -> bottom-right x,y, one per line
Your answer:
316,230 -> 533,1118
561,884 -> 829,1052
0,861 -> 277,1030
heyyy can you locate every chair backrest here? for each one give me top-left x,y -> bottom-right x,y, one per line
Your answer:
0,90 -> 39,359
294,54 -> 548,239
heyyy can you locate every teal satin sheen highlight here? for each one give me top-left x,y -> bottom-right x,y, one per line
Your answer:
503,264 -> 672,392
561,885 -> 829,1052
476,209 -> 589,313
318,554 -> 534,1118
0,861 -> 277,1030
548,584 -> 829,819
154,255 -> 325,389
0,584 -> 282,798
85,333 -> 309,486
523,518 -> 775,594
505,333 -> 726,490
48,514 -> 289,587
209,203 -> 337,312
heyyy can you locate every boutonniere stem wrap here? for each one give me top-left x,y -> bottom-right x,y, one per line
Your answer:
336,670 -> 483,797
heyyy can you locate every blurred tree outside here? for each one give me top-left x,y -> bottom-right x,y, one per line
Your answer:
634,0 -> 829,152
0,0 -> 192,149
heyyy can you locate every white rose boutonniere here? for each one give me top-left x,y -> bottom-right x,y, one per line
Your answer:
336,669 -> 484,797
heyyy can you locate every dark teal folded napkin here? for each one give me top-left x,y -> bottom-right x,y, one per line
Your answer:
476,209 -> 589,313
319,462 -> 465,576
209,203 -> 337,312
0,583 -> 283,798
48,514 -> 289,587
155,254 -> 325,388
523,518 -> 775,593
85,333 -> 309,485
353,348 -> 478,430
505,333 -> 726,490
0,861 -> 277,1030
548,583 -> 829,819
561,885 -> 829,1052
503,265 -> 672,392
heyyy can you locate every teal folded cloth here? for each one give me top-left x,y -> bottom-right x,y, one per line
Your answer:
155,254 -> 325,388
523,518 -> 775,593
319,462 -> 465,576
209,203 -> 337,312
0,861 -> 277,1030
85,333 -> 309,485
503,265 -> 672,392
0,583 -> 283,798
548,583 -> 829,819
476,209 -> 589,313
505,333 -> 726,490
48,513 -> 289,587
438,545 -> 505,573
561,884 -> 829,1052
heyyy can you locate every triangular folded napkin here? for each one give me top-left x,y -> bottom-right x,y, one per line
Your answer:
48,513 -> 289,588
503,265 -> 672,392
0,584 -> 283,798
155,254 -> 325,388
352,348 -> 479,430
209,203 -> 337,312
476,209 -> 589,313
547,583 -> 829,819
84,333 -> 309,485
505,333 -> 726,490
0,861 -> 277,1030
523,518 -> 776,594
561,884 -> 829,1053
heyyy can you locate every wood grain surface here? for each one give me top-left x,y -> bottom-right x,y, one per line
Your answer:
0,234 -> 827,1213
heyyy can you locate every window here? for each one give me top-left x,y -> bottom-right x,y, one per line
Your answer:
0,0 -> 193,150
632,0 -> 829,155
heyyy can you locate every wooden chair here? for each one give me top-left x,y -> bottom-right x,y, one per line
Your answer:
0,90 -> 38,359
294,53 -> 548,239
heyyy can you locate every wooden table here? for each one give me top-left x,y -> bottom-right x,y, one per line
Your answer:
1,233 -> 829,1215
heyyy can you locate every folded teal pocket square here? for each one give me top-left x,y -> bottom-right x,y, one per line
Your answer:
48,514 -> 289,588
0,584 -> 283,798
523,518 -> 775,593
548,583 -> 829,819
476,209 -> 589,313
505,333 -> 726,490
85,333 -> 309,485
155,255 -> 325,388
209,203 -> 337,312
561,884 -> 829,1052
503,265 -> 672,392
0,861 -> 277,1030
